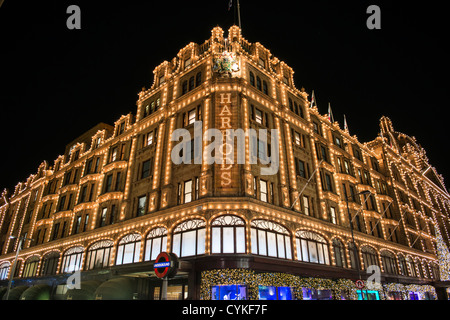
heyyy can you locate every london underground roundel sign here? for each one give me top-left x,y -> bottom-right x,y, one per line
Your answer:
154,252 -> 178,279
355,280 -> 365,289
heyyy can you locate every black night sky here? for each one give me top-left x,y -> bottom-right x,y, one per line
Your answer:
0,0 -> 448,193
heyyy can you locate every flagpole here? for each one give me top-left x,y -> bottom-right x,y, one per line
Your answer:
237,0 -> 242,29
350,192 -> 372,224
369,201 -> 392,235
291,160 -> 323,210
387,209 -> 407,240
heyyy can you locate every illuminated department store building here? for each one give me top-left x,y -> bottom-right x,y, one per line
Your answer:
1,26 -> 450,300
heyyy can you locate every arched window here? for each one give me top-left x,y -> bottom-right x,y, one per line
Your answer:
262,81 -> 268,95
23,256 -> 40,278
195,72 -> 202,87
332,238 -> 346,268
40,251 -> 60,276
116,233 -> 142,265
296,231 -> 330,265
256,76 -> 262,91
172,219 -> 206,257
0,262 -> 10,280
144,227 -> 167,261
86,240 -> 113,270
361,246 -> 379,270
251,220 -> 292,259
61,246 -> 84,273
398,254 -> 408,276
211,215 -> 246,254
181,80 -> 188,95
381,251 -> 398,275
249,72 -> 255,86
188,76 -> 195,91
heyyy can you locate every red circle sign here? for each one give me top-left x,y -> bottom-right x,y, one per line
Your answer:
154,252 -> 178,279
355,280 -> 365,289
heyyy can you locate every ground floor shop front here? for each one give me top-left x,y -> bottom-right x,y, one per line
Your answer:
1,255 -> 448,300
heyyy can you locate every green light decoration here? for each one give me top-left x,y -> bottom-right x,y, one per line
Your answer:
433,221 -> 450,281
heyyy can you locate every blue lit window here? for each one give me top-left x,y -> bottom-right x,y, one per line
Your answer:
211,285 -> 247,300
357,290 -> 380,300
258,286 -> 293,300
302,288 -> 332,300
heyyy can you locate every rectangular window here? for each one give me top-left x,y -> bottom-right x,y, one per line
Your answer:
255,109 -> 263,124
141,160 -> 152,179
88,183 -> 95,202
79,185 -> 87,204
188,109 -> 196,125
325,173 -> 333,192
320,145 -> 328,162
100,207 -> 107,227
177,183 -> 182,205
364,171 -> 371,186
83,214 -> 89,232
335,136 -> 342,148
184,58 -> 191,69
344,160 -> 350,174
111,147 -> 118,162
357,169 -> 363,184
313,122 -> 319,134
258,139 -> 267,161
58,195 -> 66,212
260,180 -> 268,202
296,159 -> 306,178
119,122 -> 125,135
349,185 -> 357,202
303,196 -> 310,215
115,172 -> 121,191
137,196 -> 147,216
105,174 -> 113,193
52,223 -> 60,240
195,177 -> 199,200
330,207 -> 337,224
146,131 -> 154,146
258,57 -> 266,68
110,205 -> 116,225
294,131 -> 301,146
74,216 -> 81,234
94,157 -> 100,173
67,193 -> 73,210
120,144 -> 126,160
184,180 -> 193,203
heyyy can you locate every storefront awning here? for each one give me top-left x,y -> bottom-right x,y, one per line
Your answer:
94,277 -> 136,300
0,287 -> 7,300
2,286 -> 29,300
65,280 -> 103,300
20,284 -> 52,300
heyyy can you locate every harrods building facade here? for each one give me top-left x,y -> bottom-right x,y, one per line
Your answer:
1,26 -> 450,300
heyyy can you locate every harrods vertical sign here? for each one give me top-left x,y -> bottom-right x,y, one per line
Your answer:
214,91 -> 240,196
